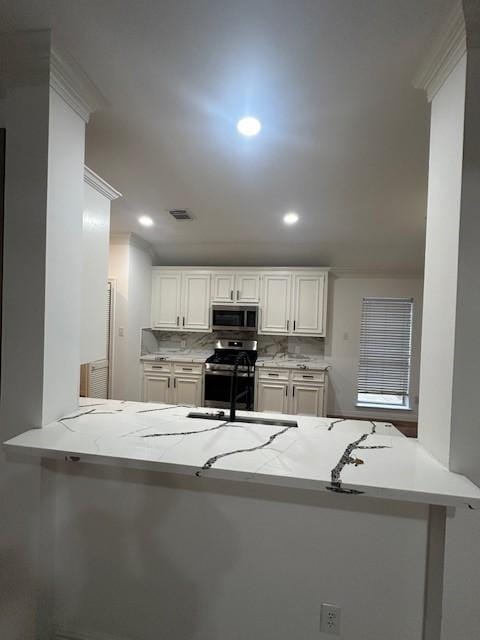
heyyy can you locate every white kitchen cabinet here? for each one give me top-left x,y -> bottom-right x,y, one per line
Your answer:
291,272 -> 327,336
172,375 -> 203,406
143,372 -> 171,403
235,273 -> 260,303
143,361 -> 203,406
211,271 -> 260,304
182,272 -> 211,331
211,272 -> 236,303
290,383 -> 324,417
255,367 -> 327,416
151,271 -> 182,329
259,273 -> 292,334
256,380 -> 290,413
151,267 -> 328,336
151,270 -> 211,331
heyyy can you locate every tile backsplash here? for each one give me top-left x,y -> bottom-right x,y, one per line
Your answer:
141,329 -> 324,358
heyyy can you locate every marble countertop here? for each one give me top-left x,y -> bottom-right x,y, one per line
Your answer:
255,355 -> 330,370
4,398 -> 480,509
141,351 -> 330,370
140,349 -> 211,363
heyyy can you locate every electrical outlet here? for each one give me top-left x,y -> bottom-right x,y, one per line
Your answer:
320,603 -> 341,635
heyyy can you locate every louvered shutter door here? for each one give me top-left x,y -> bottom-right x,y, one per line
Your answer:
358,298 -> 413,397
87,360 -> 109,398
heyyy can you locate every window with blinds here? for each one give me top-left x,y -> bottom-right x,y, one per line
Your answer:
357,297 -> 413,408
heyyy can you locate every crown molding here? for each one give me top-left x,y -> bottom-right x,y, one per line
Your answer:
413,2 -> 466,102
50,45 -> 108,122
330,267 -> 424,279
84,166 -> 121,200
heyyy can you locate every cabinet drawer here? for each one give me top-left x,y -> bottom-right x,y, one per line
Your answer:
143,362 -> 172,373
173,362 -> 203,375
257,368 -> 290,381
291,370 -> 325,383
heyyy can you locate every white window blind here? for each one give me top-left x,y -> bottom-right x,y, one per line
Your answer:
357,297 -> 413,401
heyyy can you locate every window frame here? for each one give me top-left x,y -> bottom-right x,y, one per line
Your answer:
356,297 -> 414,411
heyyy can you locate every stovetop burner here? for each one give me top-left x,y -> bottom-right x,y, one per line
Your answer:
205,339 -> 258,371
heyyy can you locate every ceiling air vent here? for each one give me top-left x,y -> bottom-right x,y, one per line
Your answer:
167,208 -> 195,221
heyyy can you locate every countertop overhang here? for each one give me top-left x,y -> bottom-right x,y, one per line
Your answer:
4,399 -> 480,509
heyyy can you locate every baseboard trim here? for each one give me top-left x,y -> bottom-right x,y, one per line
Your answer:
54,627 -> 131,640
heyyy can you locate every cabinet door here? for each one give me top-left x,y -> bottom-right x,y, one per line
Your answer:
182,273 -> 211,331
290,383 -> 324,416
151,271 -> 182,329
143,374 -> 171,403
235,273 -> 260,304
259,273 -> 292,334
172,376 -> 202,407
211,272 -> 236,303
292,273 -> 326,336
256,381 -> 289,413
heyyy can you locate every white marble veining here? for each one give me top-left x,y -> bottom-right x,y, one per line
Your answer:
4,399 -> 480,509
140,349 -> 210,363
255,355 -> 330,370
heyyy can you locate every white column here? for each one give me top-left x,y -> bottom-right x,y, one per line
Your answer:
0,29 -> 106,639
415,1 -> 480,485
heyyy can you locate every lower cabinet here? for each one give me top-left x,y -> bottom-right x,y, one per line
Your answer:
256,380 -> 290,413
143,362 -> 203,406
256,368 -> 327,416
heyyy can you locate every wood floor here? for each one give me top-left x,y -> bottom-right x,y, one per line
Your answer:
327,414 -> 418,438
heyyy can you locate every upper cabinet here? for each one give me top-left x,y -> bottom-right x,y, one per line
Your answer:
259,270 -> 328,337
182,272 -> 211,330
211,271 -> 260,304
259,273 -> 292,334
152,270 -> 211,331
151,271 -> 182,329
151,267 -> 328,336
291,272 -> 327,335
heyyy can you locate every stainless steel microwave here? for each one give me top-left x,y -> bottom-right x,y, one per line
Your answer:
211,305 -> 258,331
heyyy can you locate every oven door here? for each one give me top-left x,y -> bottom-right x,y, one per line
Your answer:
204,370 -> 254,409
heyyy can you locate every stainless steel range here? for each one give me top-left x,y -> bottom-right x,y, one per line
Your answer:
203,339 -> 257,409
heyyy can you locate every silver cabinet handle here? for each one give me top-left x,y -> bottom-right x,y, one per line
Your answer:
292,386 -> 295,397
302,375 -> 314,379
287,320 -> 290,331
293,320 -> 296,331
237,290 -> 240,301
176,316 -> 179,326
230,290 -> 233,300
268,373 -> 279,377
285,386 -> 288,396
182,367 -> 193,371
182,317 -> 185,327
167,377 -> 170,388
152,365 -> 164,369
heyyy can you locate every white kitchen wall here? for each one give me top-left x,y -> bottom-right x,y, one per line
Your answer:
108,234 -> 152,401
324,274 -> 423,422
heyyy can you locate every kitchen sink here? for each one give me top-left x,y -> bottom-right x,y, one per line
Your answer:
187,410 -> 298,429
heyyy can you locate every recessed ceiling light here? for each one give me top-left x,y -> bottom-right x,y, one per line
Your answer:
237,116 -> 261,137
283,211 -> 299,225
138,215 -> 154,227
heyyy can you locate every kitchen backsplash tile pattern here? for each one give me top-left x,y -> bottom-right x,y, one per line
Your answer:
141,329 -> 324,358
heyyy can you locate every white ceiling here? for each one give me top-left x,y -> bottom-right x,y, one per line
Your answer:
1,0 -> 454,272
